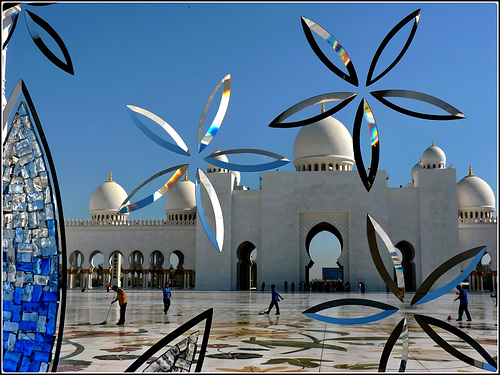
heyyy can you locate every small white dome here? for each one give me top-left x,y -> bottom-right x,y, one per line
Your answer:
165,177 -> 196,213
293,116 -> 354,168
207,147 -> 229,173
89,173 -> 129,215
457,167 -> 495,211
411,161 -> 423,182
421,141 -> 446,168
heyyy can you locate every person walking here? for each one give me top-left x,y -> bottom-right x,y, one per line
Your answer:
163,282 -> 172,314
264,284 -> 283,315
106,281 -> 110,292
261,282 -> 265,292
111,285 -> 127,325
454,284 -> 472,321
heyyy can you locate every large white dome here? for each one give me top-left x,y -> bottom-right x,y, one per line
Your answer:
421,141 -> 446,169
457,167 -> 495,212
293,116 -> 354,171
89,173 -> 129,215
165,177 -> 196,213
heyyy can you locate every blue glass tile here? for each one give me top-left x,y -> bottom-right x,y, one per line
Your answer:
17,262 -> 32,272
4,349 -> 22,362
44,334 -> 54,345
32,285 -> 42,302
46,219 -> 55,231
28,200 -> 44,212
12,305 -> 22,322
50,255 -> 58,274
40,258 -> 50,276
41,237 -> 56,248
3,282 -> 15,301
19,357 -> 32,372
42,341 -> 52,352
39,302 -> 48,316
47,302 -> 57,320
19,320 -> 37,331
32,257 -> 41,274
6,332 -> 17,351
41,246 -> 57,257
21,302 -> 39,312
14,287 -> 23,304
15,227 -> 23,243
24,272 -> 33,284
18,331 -> 36,340
29,360 -> 41,372
22,284 -> 33,302
39,362 -> 49,372
3,320 -> 20,332
3,310 -> 13,320
41,291 -> 58,302
3,358 -> 19,372
49,274 -> 58,291
23,340 -> 34,356
15,340 -> 25,352
22,312 -> 38,321
37,317 -> 46,333
46,318 -> 56,335
34,350 -> 50,363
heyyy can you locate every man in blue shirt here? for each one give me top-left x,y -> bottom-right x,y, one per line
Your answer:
163,282 -> 172,314
454,284 -> 472,321
264,284 -> 283,315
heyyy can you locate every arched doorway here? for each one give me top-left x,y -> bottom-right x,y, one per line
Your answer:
69,251 -> 84,288
129,250 -> 144,288
108,251 -> 124,287
305,222 -> 343,284
169,250 -> 184,287
149,250 -> 165,288
90,251 -> 104,288
237,241 -> 257,290
395,241 -> 416,292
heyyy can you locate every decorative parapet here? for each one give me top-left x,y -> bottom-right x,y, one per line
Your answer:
458,217 -> 497,224
64,218 -> 196,226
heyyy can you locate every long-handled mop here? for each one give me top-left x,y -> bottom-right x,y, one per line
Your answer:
100,303 -> 113,325
171,300 -> 182,316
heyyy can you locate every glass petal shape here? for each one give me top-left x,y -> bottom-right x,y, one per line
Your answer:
414,314 -> 497,372
353,98 -> 380,192
126,105 -> 190,156
411,246 -> 486,306
203,149 -> 290,172
195,169 -> 224,252
24,10 -> 74,75
370,90 -> 466,120
197,74 -> 231,153
118,164 -> 189,214
2,80 -> 67,372
366,9 -> 421,86
125,308 -> 213,372
302,298 -> 398,325
378,318 -> 409,372
366,214 -> 405,302
2,5 -> 20,49
301,17 -> 358,86
268,92 -> 357,128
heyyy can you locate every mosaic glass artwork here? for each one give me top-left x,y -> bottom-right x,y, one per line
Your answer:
125,308 -> 213,372
302,214 -> 496,372
124,73 -> 289,252
269,9 -> 465,192
2,85 -> 67,372
142,331 -> 199,372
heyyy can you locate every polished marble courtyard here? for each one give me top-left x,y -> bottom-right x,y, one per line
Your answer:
57,289 -> 498,372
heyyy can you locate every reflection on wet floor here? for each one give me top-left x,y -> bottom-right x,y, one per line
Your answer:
58,290 -> 497,372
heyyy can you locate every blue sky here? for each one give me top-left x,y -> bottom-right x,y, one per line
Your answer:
4,1 -> 498,229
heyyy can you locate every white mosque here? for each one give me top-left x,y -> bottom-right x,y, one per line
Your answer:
64,115 -> 497,292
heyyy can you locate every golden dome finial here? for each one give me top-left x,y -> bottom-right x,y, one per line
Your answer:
184,171 -> 188,181
109,172 -> 113,182
432,140 -> 435,146
216,145 -> 220,152
321,101 -> 325,113
468,165 -> 475,177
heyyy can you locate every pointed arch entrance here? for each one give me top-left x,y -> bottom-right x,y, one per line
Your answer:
237,241 -> 257,290
305,222 -> 343,284
395,241 -> 416,292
